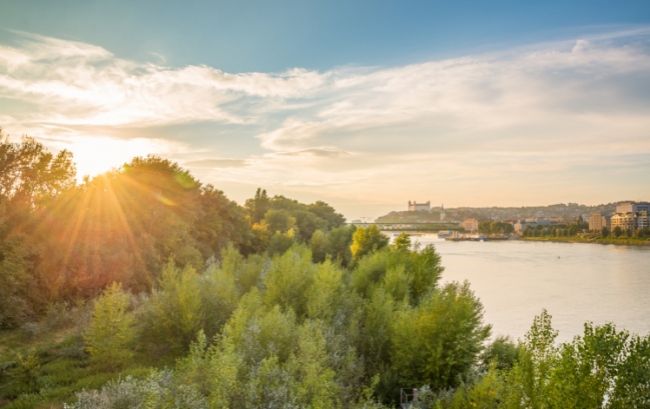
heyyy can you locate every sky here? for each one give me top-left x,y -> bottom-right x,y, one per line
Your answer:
1,0 -> 650,219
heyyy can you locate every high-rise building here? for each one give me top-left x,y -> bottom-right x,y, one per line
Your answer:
638,210 -> 649,229
616,202 -> 636,214
588,213 -> 606,231
616,201 -> 650,214
611,201 -> 650,230
611,213 -> 636,231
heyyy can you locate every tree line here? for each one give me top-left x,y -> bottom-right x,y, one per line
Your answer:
0,135 -> 345,328
1,134 -> 648,408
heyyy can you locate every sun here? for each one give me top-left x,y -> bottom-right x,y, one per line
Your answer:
67,137 -> 162,178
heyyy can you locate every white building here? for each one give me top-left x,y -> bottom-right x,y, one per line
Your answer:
407,201 -> 431,212
611,201 -> 650,230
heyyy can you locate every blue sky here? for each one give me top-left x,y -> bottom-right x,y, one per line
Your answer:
3,0 -> 650,71
1,1 -> 650,218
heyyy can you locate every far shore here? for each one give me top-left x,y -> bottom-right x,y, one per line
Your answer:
382,231 -> 650,247
521,236 -> 650,247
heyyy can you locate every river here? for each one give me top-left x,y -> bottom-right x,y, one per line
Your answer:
392,233 -> 650,342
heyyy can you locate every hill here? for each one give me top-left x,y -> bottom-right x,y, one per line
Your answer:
376,202 -> 618,223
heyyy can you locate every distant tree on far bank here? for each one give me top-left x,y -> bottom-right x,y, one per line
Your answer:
478,221 -> 514,235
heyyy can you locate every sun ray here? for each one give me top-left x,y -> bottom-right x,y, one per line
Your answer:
101,174 -> 147,277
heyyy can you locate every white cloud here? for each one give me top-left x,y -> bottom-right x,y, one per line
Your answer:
0,31 -> 329,131
1,28 -> 650,218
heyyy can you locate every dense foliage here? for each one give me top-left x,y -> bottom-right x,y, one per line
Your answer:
58,240 -> 484,409
478,221 -> 514,236
0,136 -> 345,327
1,135 -> 648,408
431,311 -> 650,409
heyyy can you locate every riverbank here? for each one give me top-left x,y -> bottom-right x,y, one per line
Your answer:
521,236 -> 650,246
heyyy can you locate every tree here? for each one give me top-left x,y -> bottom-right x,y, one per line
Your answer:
139,262 -> 204,357
0,217 -> 32,328
288,320 -> 342,408
610,334 -> 650,408
0,134 -> 76,208
263,245 -> 315,317
359,288 -> 396,380
267,230 -> 296,255
219,243 -> 265,294
434,365 -> 506,409
613,226 -> 623,238
306,260 -> 345,320
496,315 -> 650,409
310,229 -> 329,263
308,201 -> 346,229
393,233 -> 411,251
481,336 -> 519,371
352,245 -> 442,304
326,225 -> 356,266
84,282 -> 135,368
502,309 -> 558,408
264,208 -> 296,233
0,135 -> 76,321
32,155 -> 256,298
245,188 -> 270,223
200,261 -> 241,338
390,282 -> 490,395
193,185 -> 252,258
545,323 -> 628,408
294,209 -> 327,242
350,225 -> 389,260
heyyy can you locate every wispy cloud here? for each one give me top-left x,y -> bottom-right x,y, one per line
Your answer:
1,28 -> 649,217
0,31 -> 327,130
184,158 -> 248,168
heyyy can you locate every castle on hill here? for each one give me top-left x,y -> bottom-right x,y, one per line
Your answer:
407,200 -> 431,212
407,201 -> 445,221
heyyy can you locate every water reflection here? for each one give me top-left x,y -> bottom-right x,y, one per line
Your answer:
392,233 -> 650,342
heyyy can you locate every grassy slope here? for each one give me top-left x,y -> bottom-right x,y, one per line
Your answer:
0,318 -> 153,408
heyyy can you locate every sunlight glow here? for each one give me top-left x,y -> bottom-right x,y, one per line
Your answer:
68,137 -> 162,178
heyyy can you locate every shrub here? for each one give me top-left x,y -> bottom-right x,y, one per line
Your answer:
64,371 -> 207,409
84,283 -> 135,368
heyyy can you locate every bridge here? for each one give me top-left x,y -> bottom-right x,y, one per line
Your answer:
348,221 -> 461,232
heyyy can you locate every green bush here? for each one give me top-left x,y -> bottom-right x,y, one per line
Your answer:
64,370 -> 208,409
84,283 -> 135,369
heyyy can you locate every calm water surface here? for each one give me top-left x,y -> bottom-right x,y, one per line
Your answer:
396,234 -> 650,342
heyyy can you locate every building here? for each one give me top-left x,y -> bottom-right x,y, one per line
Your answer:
588,213 -> 607,232
611,212 -> 636,231
616,202 -> 636,214
514,218 -> 560,235
407,201 -> 431,212
616,201 -> 650,214
638,210 -> 649,229
514,220 -> 531,234
610,201 -> 650,231
461,218 -> 479,232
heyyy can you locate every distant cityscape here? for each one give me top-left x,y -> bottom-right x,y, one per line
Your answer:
359,200 -> 650,238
